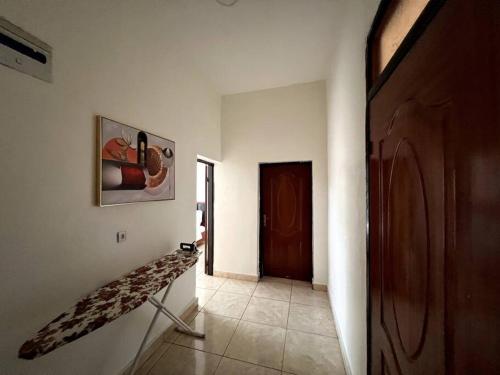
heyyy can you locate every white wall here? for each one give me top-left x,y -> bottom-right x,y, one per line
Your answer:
326,1 -> 378,375
0,1 -> 221,374
214,81 -> 328,284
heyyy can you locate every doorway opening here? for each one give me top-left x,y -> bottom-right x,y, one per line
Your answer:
196,159 -> 214,275
259,162 -> 313,281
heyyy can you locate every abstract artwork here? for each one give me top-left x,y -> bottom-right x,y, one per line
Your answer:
97,116 -> 175,206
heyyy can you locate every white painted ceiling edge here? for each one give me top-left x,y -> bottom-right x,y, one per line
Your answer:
165,0 -> 378,95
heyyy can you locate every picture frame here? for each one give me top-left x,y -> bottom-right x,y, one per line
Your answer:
96,116 -> 175,206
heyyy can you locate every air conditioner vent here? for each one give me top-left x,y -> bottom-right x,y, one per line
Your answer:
0,17 -> 52,82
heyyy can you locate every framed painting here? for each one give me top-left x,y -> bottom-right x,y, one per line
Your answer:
96,116 -> 175,206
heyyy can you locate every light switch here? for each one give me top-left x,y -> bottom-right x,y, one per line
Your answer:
117,231 -> 127,243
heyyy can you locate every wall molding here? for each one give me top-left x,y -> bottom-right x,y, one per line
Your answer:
213,270 -> 259,282
119,297 -> 199,375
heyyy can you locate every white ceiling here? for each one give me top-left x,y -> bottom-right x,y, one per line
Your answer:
165,0 -> 345,95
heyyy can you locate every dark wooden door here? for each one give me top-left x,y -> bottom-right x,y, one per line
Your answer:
260,162 -> 312,281
369,1 -> 500,374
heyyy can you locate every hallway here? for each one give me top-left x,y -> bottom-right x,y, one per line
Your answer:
136,268 -> 343,375
2,1 -> 498,374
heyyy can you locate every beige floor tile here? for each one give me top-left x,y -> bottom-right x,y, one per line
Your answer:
215,357 -> 281,374
163,308 -> 200,342
225,321 -> 286,370
283,330 -> 345,375
175,312 -> 238,355
242,297 -> 289,328
164,333 -> 180,345
202,291 -> 250,318
197,274 -> 226,290
135,343 -> 171,375
149,344 -> 221,375
164,325 -> 181,343
253,282 -> 291,301
219,279 -> 257,296
291,280 -> 312,288
260,276 -> 292,285
290,286 -> 330,308
287,304 -> 336,337
139,277 -> 340,375
196,288 -> 216,310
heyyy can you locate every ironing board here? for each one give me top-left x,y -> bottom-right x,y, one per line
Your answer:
18,249 -> 204,374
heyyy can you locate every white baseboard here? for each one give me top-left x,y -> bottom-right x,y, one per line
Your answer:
328,293 -> 352,375
312,283 -> 328,291
213,270 -> 259,282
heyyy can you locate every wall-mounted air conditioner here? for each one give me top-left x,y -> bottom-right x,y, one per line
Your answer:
0,17 -> 52,82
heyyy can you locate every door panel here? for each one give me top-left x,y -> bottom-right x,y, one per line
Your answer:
369,0 -> 500,374
260,163 -> 312,281
377,99 -> 446,374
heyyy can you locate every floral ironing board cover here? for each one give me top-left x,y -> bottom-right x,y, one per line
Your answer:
19,249 -> 200,359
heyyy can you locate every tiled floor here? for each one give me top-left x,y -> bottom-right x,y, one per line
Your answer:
136,265 -> 345,375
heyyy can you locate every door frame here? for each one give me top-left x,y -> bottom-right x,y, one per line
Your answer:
258,161 -> 313,280
365,1 -> 446,373
197,159 -> 215,276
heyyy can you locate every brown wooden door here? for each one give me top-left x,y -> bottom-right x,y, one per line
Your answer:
370,98 -> 446,375
260,162 -> 312,281
369,1 -> 500,374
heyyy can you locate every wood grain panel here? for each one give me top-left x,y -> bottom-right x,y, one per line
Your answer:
369,1 -> 500,374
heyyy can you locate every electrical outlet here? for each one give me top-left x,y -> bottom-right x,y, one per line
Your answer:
117,231 -> 127,243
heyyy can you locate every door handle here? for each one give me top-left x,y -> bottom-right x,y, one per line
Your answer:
263,214 -> 267,227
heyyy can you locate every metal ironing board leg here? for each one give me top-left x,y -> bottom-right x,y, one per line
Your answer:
129,282 -> 204,375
